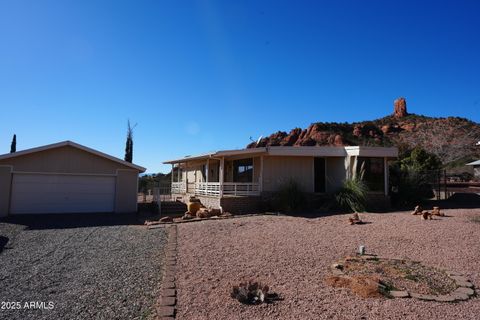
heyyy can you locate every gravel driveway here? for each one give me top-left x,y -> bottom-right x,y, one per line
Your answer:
0,213 -> 166,320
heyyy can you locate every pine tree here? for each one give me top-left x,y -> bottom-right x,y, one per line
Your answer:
10,134 -> 16,153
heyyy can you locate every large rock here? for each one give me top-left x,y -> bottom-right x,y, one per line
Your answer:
393,97 -> 408,118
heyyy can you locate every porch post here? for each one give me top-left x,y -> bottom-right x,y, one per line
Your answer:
384,157 -> 389,196
185,162 -> 188,194
206,158 -> 209,183
219,157 -> 224,197
351,156 -> 358,179
177,164 -> 180,183
259,155 -> 264,192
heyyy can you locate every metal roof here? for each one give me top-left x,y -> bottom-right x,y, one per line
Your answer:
163,146 -> 398,164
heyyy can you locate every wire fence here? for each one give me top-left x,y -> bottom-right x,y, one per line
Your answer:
138,183 -> 173,203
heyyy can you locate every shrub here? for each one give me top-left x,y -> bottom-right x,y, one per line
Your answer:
390,164 -> 435,207
137,201 -> 159,213
335,177 -> 368,212
273,179 -> 305,212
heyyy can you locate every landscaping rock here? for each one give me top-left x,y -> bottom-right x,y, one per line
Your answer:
410,293 -> 436,301
433,295 -> 457,303
389,290 -> 409,298
159,216 -> 173,223
452,292 -> 469,301
451,276 -> 469,282
182,213 -> 193,220
456,281 -> 473,288
455,287 -> 475,296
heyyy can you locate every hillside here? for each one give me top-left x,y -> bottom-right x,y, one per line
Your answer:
247,98 -> 480,167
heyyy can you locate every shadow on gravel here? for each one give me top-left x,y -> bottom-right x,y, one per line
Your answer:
423,193 -> 480,210
0,236 -> 8,253
0,212 -> 145,230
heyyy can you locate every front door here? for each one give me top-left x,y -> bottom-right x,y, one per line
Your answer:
314,157 -> 326,193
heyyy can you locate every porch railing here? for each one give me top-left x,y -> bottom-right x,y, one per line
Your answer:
222,182 -> 260,196
173,182 -> 260,196
195,182 -> 221,196
195,182 -> 260,196
171,182 -> 186,194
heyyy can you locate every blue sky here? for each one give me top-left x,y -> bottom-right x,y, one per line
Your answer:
1,0 -> 479,173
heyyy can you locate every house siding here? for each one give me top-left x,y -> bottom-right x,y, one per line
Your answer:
262,156 -> 314,193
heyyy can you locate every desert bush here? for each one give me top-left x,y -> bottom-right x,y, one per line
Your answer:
272,179 -> 305,212
231,281 -> 270,304
335,177 -> 368,212
137,201 -> 159,213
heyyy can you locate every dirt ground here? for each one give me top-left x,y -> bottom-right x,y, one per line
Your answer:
176,208 -> 480,320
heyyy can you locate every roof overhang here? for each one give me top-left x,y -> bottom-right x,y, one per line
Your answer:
163,146 -> 398,164
0,140 -> 146,172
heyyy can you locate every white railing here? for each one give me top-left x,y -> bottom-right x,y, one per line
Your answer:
171,182 -> 186,194
195,182 -> 221,196
195,182 -> 260,196
223,182 -> 260,196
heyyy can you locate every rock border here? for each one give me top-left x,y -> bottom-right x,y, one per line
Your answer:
155,224 -> 178,319
330,255 -> 477,303
148,212 -> 281,228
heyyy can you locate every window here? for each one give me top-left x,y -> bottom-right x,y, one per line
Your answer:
172,167 -> 184,182
233,158 -> 253,182
357,157 -> 384,192
314,157 -> 326,193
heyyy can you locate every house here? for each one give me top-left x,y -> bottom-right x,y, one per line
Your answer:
0,141 -> 146,216
164,146 -> 398,213
466,160 -> 480,179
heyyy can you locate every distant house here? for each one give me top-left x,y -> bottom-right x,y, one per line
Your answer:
466,160 -> 480,179
163,146 -> 398,213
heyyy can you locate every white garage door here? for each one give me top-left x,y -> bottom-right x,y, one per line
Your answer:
10,174 -> 116,214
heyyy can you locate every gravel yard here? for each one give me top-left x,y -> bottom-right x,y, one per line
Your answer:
0,213 -> 166,320
176,208 -> 480,320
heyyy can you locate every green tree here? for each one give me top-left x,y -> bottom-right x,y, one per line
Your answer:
10,134 -> 16,153
124,120 -> 136,163
400,146 -> 442,172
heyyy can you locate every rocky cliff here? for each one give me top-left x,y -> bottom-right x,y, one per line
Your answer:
247,98 -> 480,166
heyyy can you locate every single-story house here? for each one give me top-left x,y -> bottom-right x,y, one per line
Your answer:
466,160 -> 480,179
163,146 -> 398,213
0,141 -> 145,216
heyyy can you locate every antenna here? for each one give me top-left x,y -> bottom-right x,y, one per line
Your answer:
256,135 -> 263,146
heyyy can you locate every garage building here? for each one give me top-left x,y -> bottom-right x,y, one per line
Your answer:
0,141 -> 146,216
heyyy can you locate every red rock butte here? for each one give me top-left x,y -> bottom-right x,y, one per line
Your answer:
393,97 -> 408,118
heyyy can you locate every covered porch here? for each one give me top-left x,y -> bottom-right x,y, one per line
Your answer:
168,149 -> 266,198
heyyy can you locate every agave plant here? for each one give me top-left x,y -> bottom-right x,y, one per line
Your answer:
335,177 -> 368,213
231,280 -> 279,305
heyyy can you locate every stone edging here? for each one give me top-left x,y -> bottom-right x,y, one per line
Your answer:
331,255 -> 477,302
148,212 -> 281,228
155,225 -> 178,319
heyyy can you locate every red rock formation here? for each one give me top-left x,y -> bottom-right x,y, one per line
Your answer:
334,135 -> 344,146
353,125 -> 362,137
393,97 -> 408,118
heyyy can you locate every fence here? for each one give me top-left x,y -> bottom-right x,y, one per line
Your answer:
138,183 -> 174,203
